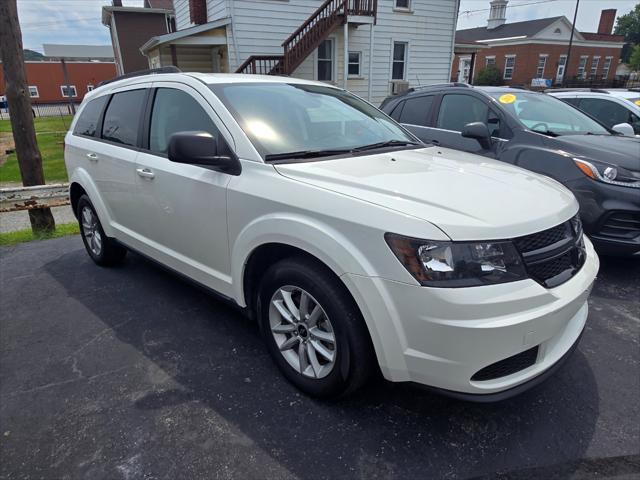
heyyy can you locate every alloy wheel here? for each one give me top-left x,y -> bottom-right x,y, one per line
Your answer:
81,206 -> 102,257
268,285 -> 337,379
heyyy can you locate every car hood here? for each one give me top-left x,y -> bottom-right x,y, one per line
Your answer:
546,134 -> 640,172
274,146 -> 577,241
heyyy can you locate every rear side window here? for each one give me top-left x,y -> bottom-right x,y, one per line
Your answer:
73,96 -> 108,137
399,96 -> 433,126
437,94 -> 489,132
101,89 -> 146,147
149,88 -> 221,155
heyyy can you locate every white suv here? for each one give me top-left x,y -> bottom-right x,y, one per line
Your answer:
64,72 -> 599,400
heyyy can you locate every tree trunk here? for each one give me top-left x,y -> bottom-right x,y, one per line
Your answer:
0,0 -> 55,233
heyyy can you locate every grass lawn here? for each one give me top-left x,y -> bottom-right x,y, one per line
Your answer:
0,222 -> 79,247
0,115 -> 72,184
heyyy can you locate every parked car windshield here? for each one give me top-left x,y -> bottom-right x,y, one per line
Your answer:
489,91 -> 610,136
210,82 -> 415,159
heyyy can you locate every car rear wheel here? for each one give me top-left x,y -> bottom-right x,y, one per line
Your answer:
77,194 -> 126,266
257,257 -> 375,398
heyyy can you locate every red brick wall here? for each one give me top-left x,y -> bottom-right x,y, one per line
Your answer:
0,62 -> 117,103
452,42 -> 622,86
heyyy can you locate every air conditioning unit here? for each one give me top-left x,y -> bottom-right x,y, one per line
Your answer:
390,81 -> 409,95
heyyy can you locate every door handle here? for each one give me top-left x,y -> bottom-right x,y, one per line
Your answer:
86,153 -> 98,162
430,139 -> 440,146
136,168 -> 155,179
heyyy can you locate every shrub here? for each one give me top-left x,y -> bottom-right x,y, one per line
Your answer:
474,66 -> 504,86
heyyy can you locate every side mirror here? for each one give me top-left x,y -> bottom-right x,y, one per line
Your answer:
168,131 -> 241,175
461,122 -> 492,149
611,123 -> 635,137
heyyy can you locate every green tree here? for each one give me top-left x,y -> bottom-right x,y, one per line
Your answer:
629,44 -> 640,72
474,66 -> 503,86
614,4 -> 640,63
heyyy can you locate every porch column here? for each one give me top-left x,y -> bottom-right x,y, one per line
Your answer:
343,22 -> 349,89
469,52 -> 476,85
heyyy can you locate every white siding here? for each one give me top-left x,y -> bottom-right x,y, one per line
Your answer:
173,0 -> 192,30
175,0 -> 458,105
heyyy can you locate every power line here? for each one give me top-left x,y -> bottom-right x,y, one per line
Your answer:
458,0 -> 560,18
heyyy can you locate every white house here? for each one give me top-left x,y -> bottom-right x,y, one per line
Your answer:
140,0 -> 461,105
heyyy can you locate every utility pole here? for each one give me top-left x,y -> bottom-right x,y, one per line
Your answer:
563,0 -> 580,87
0,0 -> 55,233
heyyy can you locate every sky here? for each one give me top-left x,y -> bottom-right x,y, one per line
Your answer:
17,0 -> 640,54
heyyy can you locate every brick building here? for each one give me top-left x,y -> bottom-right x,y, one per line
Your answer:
0,61 -> 117,104
451,0 -> 624,87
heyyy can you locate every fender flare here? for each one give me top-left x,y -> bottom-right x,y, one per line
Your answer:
231,213 -> 405,375
69,169 -> 115,238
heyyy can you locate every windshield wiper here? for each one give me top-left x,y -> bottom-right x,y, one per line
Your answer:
532,129 -> 561,137
264,148 -> 354,161
351,139 -> 422,152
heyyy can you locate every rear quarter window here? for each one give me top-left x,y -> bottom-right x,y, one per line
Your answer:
73,96 -> 108,137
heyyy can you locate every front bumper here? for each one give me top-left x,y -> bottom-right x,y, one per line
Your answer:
343,236 -> 599,397
565,177 -> 640,256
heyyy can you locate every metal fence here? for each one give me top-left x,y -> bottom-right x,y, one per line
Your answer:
0,102 -> 78,120
562,75 -> 640,89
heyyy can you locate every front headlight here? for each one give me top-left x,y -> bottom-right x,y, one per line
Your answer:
385,233 -> 527,287
573,158 -> 640,188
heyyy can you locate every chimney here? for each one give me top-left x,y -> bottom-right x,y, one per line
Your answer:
111,0 -> 122,6
597,9 -> 616,35
487,0 -> 508,30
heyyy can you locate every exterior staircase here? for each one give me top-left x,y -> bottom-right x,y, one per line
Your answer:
236,0 -> 377,75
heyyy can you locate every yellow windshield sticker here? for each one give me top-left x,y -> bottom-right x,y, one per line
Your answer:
499,93 -> 516,104
635,100 -> 640,106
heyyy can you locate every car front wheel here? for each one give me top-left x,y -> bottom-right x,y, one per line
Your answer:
258,257 -> 375,398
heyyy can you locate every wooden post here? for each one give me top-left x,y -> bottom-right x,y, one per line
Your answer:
0,0 -> 56,233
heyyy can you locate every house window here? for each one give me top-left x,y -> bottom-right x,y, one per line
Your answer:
602,56 -> 613,78
348,52 -> 361,77
394,0 -> 410,9
485,56 -> 496,67
28,86 -> 39,98
503,55 -> 515,80
392,41 -> 408,80
536,55 -> 547,78
87,85 -> 94,92
60,85 -> 77,98
590,56 -> 600,78
577,56 -> 588,79
317,39 -> 333,81
554,28 -> 561,34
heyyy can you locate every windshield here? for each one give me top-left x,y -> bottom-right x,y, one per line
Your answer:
210,83 -> 416,159
489,91 -> 609,135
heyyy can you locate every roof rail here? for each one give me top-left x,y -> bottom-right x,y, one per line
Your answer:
407,82 -> 471,93
97,66 -> 181,87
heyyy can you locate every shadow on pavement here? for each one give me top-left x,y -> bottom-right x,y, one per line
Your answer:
35,245 -> 613,479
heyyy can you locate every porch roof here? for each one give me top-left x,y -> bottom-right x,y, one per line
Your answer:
140,17 -> 231,54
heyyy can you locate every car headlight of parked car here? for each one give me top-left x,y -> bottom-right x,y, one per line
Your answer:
385,234 -> 527,287
573,158 -> 640,188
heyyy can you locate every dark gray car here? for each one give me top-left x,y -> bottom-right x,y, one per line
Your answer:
380,84 -> 640,255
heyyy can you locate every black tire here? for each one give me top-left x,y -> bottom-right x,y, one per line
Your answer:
257,256 -> 375,398
76,194 -> 126,266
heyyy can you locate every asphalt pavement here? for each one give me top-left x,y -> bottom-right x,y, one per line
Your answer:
0,236 -> 638,480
